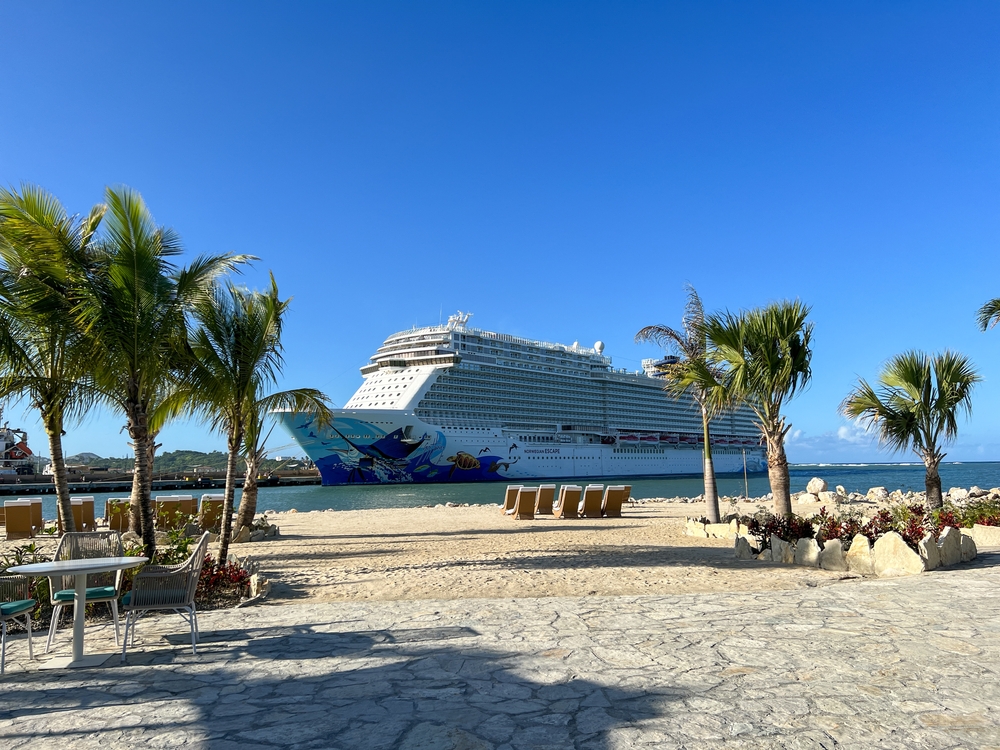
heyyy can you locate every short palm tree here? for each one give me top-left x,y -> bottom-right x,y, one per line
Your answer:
0,185 -> 105,533
841,351 -> 979,510
180,275 -> 330,564
636,284 -> 730,523
704,300 -> 813,517
77,186 -> 247,557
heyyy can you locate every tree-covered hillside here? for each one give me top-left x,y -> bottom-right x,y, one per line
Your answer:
65,450 -> 306,474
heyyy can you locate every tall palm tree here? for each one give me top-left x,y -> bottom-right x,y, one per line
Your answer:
841,351 -> 979,510
704,300 -> 813,517
180,275 -> 330,565
0,185 -> 105,533
636,284 -> 730,523
976,298 -> 1000,331
77,186 -> 247,557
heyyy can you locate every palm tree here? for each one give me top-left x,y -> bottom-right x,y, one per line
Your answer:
180,275 -> 330,564
77,186 -> 247,557
976,298 -> 1000,331
0,185 -> 105,533
704,300 -> 813,517
636,284 -> 730,523
841,351 -> 979,510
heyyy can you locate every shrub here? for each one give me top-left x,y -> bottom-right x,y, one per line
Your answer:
742,509 -> 815,551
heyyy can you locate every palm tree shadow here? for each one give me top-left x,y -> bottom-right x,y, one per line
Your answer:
0,622 -> 680,748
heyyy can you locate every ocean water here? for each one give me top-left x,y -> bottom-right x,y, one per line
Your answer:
21,462 -> 1000,522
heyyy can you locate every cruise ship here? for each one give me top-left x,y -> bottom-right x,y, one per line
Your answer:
279,313 -> 768,485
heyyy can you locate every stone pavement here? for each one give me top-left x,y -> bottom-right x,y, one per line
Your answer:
2,556 -> 1000,749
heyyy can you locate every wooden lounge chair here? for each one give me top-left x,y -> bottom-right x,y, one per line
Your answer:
579,485 -> 604,518
4,500 -> 33,540
601,485 -> 627,518
105,499 -> 131,533
175,495 -> 198,519
46,531 -> 125,653
199,495 -> 225,532
555,485 -> 581,519
70,497 -> 97,532
501,485 -> 523,515
122,532 -> 210,660
28,498 -> 43,534
622,485 -> 632,506
155,497 -> 183,530
0,575 -> 35,674
535,484 -> 556,515
506,487 -> 536,520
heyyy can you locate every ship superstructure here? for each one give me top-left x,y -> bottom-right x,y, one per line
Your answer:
280,313 -> 767,485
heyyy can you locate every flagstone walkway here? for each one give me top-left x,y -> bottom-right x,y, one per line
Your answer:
2,555 -> 1000,749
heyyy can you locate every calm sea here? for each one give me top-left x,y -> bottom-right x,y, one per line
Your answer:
22,462 -> 1000,522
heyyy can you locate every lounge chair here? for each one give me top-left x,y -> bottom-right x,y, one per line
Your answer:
71,497 -> 97,532
622,485 -> 632,506
105,499 -> 131,533
28,498 -> 43,534
45,532 -> 125,654
535,484 -> 556,515
0,575 -> 35,674
155,497 -> 183,530
506,487 -> 536,520
579,485 -> 604,518
501,485 -> 523,515
4,500 -> 33,540
121,532 -> 210,660
601,485 -> 627,518
175,495 -> 198,519
555,485 -> 581,519
199,495 -> 225,532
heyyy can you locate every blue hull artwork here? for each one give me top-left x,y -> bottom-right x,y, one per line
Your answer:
289,415 -> 513,485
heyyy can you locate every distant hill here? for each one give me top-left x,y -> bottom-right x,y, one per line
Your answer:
66,450 -> 298,473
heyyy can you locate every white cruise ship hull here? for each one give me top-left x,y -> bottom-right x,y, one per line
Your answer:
279,410 -> 768,486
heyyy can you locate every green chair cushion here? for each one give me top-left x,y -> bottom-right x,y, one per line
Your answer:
121,590 -> 188,607
53,586 -> 117,602
1,599 -> 36,617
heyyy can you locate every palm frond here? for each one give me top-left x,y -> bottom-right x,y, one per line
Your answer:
976,298 -> 1000,331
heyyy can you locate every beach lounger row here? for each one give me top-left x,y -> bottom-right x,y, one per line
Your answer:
502,484 -> 631,520
106,494 -> 226,533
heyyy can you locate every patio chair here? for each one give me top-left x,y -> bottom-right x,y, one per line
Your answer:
579,485 -> 604,518
0,575 -> 35,674
501,485 -> 523,515
535,484 -> 556,515
4,500 -> 33,540
601,485 -> 627,518
555,485 -> 581,519
45,531 -> 125,654
121,532 -> 210,660
199,495 -> 225,532
155,497 -> 183,530
506,487 -> 536,520
105,499 -> 131,533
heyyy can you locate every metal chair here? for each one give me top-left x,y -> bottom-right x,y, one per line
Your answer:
46,531 -> 124,653
0,575 -> 35,674
121,532 -> 210,660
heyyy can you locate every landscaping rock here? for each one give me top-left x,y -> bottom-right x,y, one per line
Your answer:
970,524 -> 1000,547
873,532 -> 925,578
706,523 -> 732,539
846,534 -> 875,576
794,537 -> 821,567
249,529 -> 266,543
819,539 -> 848,571
948,487 -> 969,502
806,477 -> 828,495
122,531 -> 140,544
233,525 -> 252,544
961,534 -> 978,562
969,485 -> 988,498
817,491 -> 840,505
866,487 -> 889,503
938,527 -> 962,567
918,533 -> 941,571
734,537 -> 757,560
154,531 -> 169,545
266,524 -> 279,538
835,485 -> 847,496
685,518 -> 708,538
797,492 -> 819,505
756,548 -> 772,561
771,535 -> 795,564
207,532 -> 219,543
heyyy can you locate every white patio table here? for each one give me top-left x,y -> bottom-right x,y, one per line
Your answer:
9,556 -> 147,669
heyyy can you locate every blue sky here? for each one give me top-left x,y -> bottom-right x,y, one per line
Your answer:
1,2 -> 998,463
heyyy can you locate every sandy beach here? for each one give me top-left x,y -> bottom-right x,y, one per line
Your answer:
240,499 -> 847,603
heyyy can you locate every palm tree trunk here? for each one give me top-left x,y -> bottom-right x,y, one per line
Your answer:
924,454 -> 944,510
767,435 -> 792,517
216,430 -> 242,567
42,412 -> 75,534
235,451 -> 262,532
127,404 -> 157,559
701,405 -> 720,523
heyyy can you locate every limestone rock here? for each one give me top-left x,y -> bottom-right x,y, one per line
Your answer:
817,491 -> 840,505
918,533 -> 941,570
122,531 -> 140,544
207,532 -> 220,543
819,539 -> 848,571
798,492 -> 819,505
734,536 -> 757,560
771,535 -> 795,564
288,508 -> 298,513
873,532 -> 925,578
154,531 -> 169,545
685,518 -> 708,538
971,524 -> 1000,547
866,487 -> 889,504
794,537 -> 821,567
249,529 -> 266,542
756,548 -> 772,561
846,534 -> 875,576
969,485 -> 987,499
266,524 -> 279,538
938,526 -> 962,567
948,487 -> 969,502
835,485 -> 847,496
233,525 -> 252,544
961,534 -> 978,562
806,477 -> 828,495
706,523 -> 732,539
